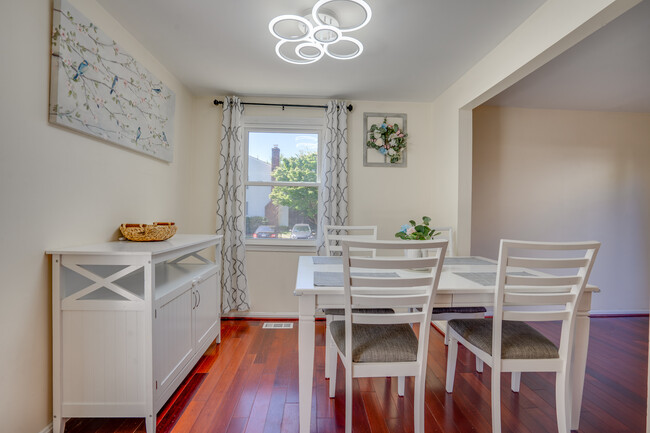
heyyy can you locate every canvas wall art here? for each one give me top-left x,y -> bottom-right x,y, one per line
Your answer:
49,0 -> 175,162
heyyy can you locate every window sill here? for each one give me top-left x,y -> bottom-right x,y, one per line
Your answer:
245,239 -> 317,253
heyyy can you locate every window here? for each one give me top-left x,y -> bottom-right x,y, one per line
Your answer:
243,117 -> 323,245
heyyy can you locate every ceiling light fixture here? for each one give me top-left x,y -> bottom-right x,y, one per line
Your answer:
269,0 -> 372,65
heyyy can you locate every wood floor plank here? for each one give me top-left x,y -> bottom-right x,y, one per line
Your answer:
263,387 -> 288,433
361,391 -> 391,433
157,373 -> 207,433
280,403 -> 300,433
233,362 -> 265,418
201,356 -> 262,433
243,373 -> 276,433
167,400 -> 207,433
225,417 -> 248,433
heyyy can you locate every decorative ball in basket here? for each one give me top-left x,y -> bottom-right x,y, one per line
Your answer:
119,222 -> 177,242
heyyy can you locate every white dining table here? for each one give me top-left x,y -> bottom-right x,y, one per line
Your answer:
294,255 -> 599,433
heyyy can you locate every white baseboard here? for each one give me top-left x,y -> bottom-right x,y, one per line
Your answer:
589,309 -> 649,316
223,311 -> 301,319
39,423 -> 53,433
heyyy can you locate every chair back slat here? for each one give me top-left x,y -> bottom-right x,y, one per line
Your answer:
504,292 -> 576,305
352,311 -> 427,325
325,225 -> 377,257
507,256 -> 589,269
351,294 -> 430,308
350,276 -> 433,288
350,256 -> 439,270
503,310 -> 571,322
505,275 -> 582,287
328,234 -> 376,242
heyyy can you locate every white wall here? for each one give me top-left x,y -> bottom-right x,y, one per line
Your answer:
428,0 -> 640,254
472,106 -> 650,313
0,1 -> 199,431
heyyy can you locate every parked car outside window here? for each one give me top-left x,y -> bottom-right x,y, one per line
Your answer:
291,224 -> 313,239
253,225 -> 277,239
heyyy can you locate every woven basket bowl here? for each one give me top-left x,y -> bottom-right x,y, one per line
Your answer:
120,222 -> 177,242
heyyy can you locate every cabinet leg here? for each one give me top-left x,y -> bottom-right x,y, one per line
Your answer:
53,417 -> 66,433
145,414 -> 156,433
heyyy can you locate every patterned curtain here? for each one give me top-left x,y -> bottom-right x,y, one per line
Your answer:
316,100 -> 349,255
216,96 -> 250,312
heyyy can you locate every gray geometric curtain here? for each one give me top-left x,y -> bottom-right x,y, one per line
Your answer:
316,100 -> 349,255
216,96 -> 250,312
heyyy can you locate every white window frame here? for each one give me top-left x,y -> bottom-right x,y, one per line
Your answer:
242,115 -> 324,252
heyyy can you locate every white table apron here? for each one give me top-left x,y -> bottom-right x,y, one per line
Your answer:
294,255 -> 598,433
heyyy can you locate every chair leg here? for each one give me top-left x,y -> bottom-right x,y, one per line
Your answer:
445,336 -> 458,392
325,316 -> 333,379
476,357 -> 484,373
329,353 -> 337,398
511,372 -> 521,392
555,370 -> 570,433
444,321 -> 450,345
397,376 -> 405,396
414,373 -> 424,433
491,365 -> 502,433
345,366 -> 353,433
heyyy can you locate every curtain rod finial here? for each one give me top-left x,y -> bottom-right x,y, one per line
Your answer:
214,99 -> 223,106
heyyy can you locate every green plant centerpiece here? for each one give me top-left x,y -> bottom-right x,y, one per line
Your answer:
395,216 -> 440,240
366,118 -> 407,163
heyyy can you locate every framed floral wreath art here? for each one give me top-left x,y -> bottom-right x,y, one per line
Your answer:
363,112 -> 407,167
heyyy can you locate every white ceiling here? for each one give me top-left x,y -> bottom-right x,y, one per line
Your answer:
95,0 -> 545,101
486,0 -> 650,112
94,0 -> 650,111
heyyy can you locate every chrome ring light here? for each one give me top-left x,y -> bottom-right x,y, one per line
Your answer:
324,36 -> 363,60
269,0 -> 371,64
312,0 -> 372,32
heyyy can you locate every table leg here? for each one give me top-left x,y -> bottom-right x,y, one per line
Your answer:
299,295 -> 316,433
647,311 -> 650,433
570,292 -> 591,430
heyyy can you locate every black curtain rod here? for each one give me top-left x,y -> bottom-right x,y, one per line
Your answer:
213,99 -> 353,112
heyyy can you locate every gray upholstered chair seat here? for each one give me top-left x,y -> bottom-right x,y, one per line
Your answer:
330,321 -> 418,363
322,308 -> 394,316
448,318 -> 559,359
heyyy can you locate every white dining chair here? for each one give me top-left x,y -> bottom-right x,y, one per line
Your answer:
324,225 -> 377,257
431,226 -> 455,256
329,239 -> 447,433
322,226 -> 386,386
445,239 -> 600,433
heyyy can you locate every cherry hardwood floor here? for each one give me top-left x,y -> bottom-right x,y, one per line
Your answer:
63,316 -> 648,433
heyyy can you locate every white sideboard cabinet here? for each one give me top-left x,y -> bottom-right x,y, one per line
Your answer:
48,234 -> 222,433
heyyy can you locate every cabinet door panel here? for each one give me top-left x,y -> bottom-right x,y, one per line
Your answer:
154,287 -> 193,395
194,273 -> 219,349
